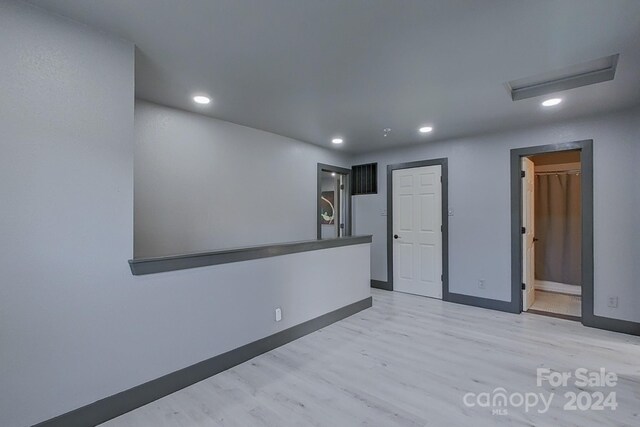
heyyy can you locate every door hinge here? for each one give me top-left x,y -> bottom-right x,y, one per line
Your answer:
522,283 -> 526,290
340,184 -> 344,190
521,226 -> 526,234
441,274 -> 444,282
339,223 -> 344,229
521,170 -> 526,178
441,225 -> 443,232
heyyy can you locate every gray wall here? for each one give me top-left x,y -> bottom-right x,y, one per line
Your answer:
135,101 -> 350,257
0,3 -> 369,426
353,107 -> 640,323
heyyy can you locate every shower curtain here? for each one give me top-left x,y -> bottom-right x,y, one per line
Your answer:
534,173 -> 581,286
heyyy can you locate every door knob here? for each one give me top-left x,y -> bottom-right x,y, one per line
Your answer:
394,234 -> 399,239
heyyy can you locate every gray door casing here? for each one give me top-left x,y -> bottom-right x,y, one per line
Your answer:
510,140 -> 594,321
386,158 -> 450,300
317,163 -> 352,239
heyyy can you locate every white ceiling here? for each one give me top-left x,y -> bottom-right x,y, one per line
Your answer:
28,0 -> 640,153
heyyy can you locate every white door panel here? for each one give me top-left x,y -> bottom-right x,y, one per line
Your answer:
399,175 -> 413,187
393,165 -> 443,299
398,195 -> 413,231
398,242 -> 414,280
419,244 -> 437,282
419,194 -> 437,231
522,157 -> 536,311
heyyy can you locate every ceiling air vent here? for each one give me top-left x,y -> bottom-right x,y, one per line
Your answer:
507,54 -> 619,101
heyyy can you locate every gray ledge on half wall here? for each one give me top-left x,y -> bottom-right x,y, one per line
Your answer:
129,235 -> 373,275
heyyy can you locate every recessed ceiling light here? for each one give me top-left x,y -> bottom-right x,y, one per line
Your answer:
331,138 -> 343,144
331,172 -> 336,177
419,126 -> 433,133
541,98 -> 562,107
193,95 -> 211,105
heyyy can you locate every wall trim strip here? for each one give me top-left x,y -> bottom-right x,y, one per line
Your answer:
129,235 -> 372,275
583,315 -> 640,336
33,296 -> 373,427
371,280 -> 392,291
447,292 -> 520,314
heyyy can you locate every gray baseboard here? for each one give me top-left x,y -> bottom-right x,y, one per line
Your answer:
371,280 -> 392,291
373,280 -> 639,336
583,314 -> 640,336
445,292 -> 520,314
448,293 -> 640,336
33,297 -> 373,427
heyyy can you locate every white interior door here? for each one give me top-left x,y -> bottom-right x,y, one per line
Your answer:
522,157 -> 536,311
392,165 -> 442,298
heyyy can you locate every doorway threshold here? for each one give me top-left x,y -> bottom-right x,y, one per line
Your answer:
527,309 -> 581,322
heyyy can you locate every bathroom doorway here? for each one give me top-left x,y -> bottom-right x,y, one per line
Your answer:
524,150 -> 582,319
511,140 -> 593,323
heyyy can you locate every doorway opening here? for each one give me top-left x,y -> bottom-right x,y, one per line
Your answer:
317,164 -> 351,239
387,159 -> 449,299
523,150 -> 582,320
511,140 -> 593,324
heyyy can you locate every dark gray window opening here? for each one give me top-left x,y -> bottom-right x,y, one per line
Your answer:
352,163 -> 378,195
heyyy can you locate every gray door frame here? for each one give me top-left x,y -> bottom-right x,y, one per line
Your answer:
510,140 -> 594,322
386,158 -> 449,300
317,163 -> 352,239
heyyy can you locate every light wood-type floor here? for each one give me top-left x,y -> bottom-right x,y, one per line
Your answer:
530,290 -> 582,318
101,289 -> 640,427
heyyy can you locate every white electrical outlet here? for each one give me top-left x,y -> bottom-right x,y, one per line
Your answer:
478,280 -> 485,289
275,307 -> 282,322
448,209 -> 454,216
607,296 -> 618,308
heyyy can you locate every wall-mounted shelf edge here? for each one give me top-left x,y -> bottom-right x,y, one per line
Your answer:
129,235 -> 373,275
